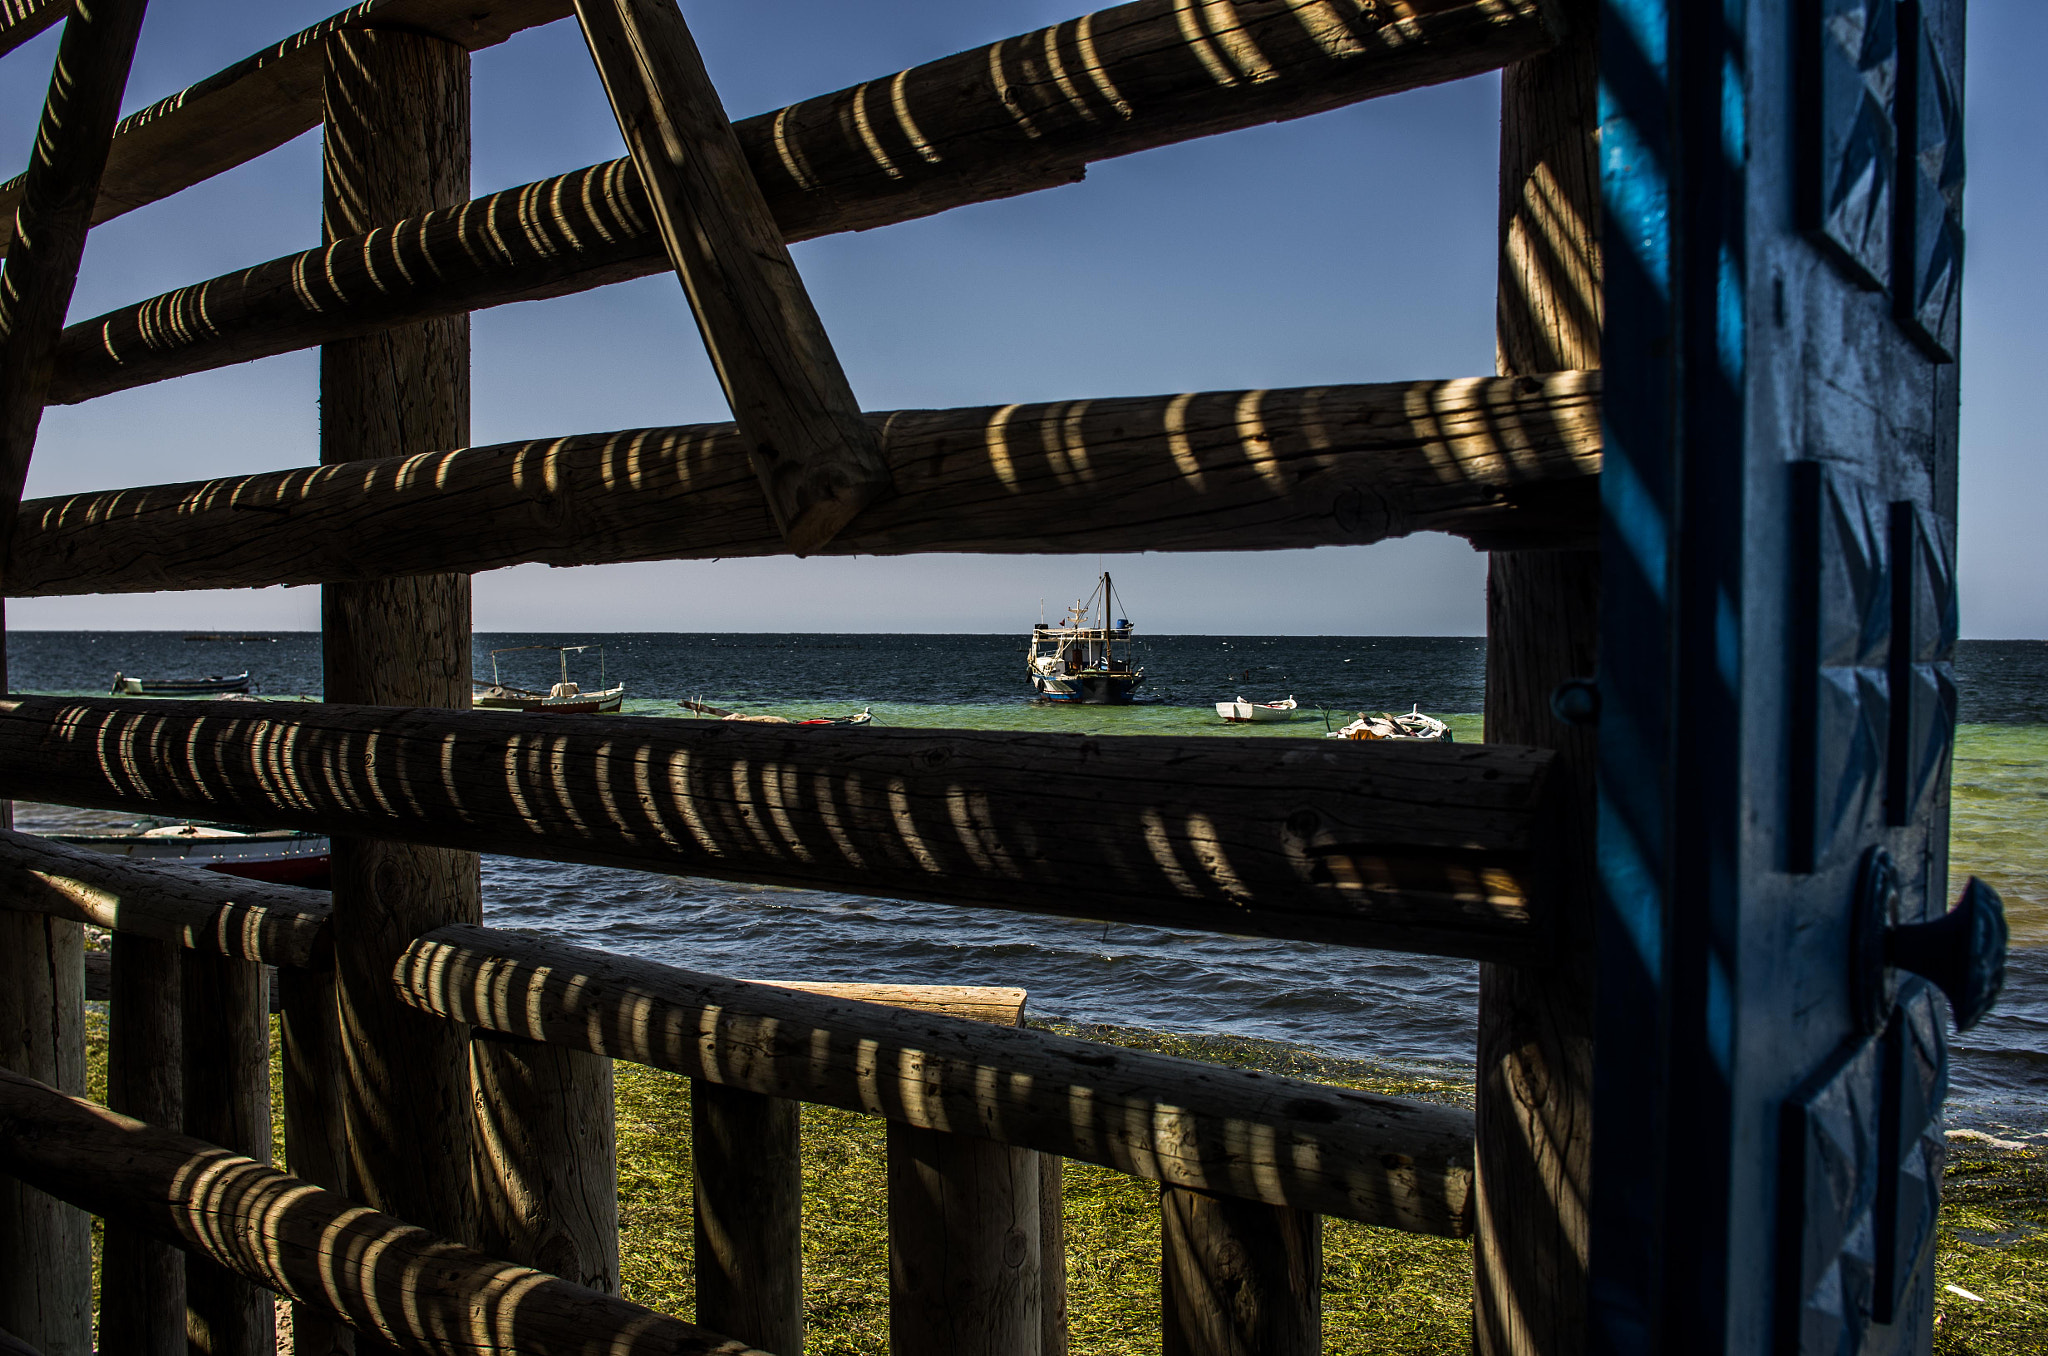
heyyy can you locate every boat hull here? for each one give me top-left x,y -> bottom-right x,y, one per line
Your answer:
46,831 -> 332,888
114,672 -> 251,695
474,684 -> 625,714
1033,672 -> 1144,704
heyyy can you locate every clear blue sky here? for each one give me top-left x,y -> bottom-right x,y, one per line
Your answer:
1,1 -> 2040,634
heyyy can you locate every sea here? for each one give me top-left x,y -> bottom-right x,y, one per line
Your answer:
9,631 -> 2044,1141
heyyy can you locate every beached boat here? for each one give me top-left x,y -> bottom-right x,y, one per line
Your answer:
1327,704 -> 1452,741
111,671 -> 251,695
474,644 -> 624,713
677,700 -> 873,726
1028,573 -> 1145,704
42,821 -> 331,887
1215,696 -> 1298,723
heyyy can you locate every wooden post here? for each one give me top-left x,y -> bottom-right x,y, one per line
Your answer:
278,966 -> 354,1356
100,934 -> 185,1356
471,1034 -> 619,1292
1474,0 -> 1600,1352
319,26 -> 482,1257
1159,1188 -> 1321,1356
887,1122 -> 1042,1356
1038,1155 -> 1067,1356
182,953 -> 274,1356
0,2 -> 146,1349
692,1081 -> 803,1353
569,0 -> 891,552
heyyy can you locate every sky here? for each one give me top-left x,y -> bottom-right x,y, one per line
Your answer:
0,1 -> 2040,636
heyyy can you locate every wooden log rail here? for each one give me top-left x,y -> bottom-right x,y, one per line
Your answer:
39,0 -> 1561,406
6,372 -> 1600,597
0,0 -> 574,254
0,828 -> 330,967
0,695 -> 1554,962
0,1068 -> 766,1356
397,924 -> 1477,1235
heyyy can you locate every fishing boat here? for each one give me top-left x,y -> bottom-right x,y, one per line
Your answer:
1027,573 -> 1145,704
110,671 -> 251,696
473,644 -> 625,713
42,821 -> 331,887
1327,704 -> 1453,741
1215,696 -> 1298,723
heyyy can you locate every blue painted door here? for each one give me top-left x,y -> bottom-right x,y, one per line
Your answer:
1593,0 -> 2004,1351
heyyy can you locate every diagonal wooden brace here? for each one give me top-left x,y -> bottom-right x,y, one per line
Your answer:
571,0 -> 891,553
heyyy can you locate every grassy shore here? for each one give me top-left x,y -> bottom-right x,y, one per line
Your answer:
75,1000 -> 2045,1353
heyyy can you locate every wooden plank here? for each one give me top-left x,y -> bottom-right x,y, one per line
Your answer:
182,952 -> 275,1356
0,4 -> 148,1349
888,1122 -> 1041,1356
0,1 -> 63,60
691,1081 -> 802,1353
98,934 -> 184,1356
42,0 -> 1560,406
1473,2 -> 1598,1354
1160,1187 -> 1320,1356
0,1067 -> 767,1356
573,0 -> 889,552
0,695 -> 1555,962
393,925 -> 1478,1234
7,372 -> 1601,597
0,827 -> 330,967
0,0 -> 574,256
318,26 -> 483,1253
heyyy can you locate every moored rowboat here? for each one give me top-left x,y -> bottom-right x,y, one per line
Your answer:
111,671 -> 250,695
1215,696 -> 1298,723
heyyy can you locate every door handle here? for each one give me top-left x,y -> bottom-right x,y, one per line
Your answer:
1853,848 -> 2009,1034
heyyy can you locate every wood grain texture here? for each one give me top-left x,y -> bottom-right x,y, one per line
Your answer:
0,1068 -> 768,1356
1474,2 -> 1599,1352
1159,1187 -> 1320,1356
0,695 -> 1554,960
889,1122 -> 1041,1356
319,27 -> 483,1258
100,935 -> 185,1356
0,8 -> 145,1344
471,1035 -> 619,1294
0,0 -> 572,255
9,372 -> 1600,597
182,952 -> 275,1356
393,925 -> 1479,1234
277,966 -> 356,1356
692,1082 -> 802,1354
573,0 -> 888,552
0,826 -> 330,968
43,0 -> 1559,406
0,1 -> 62,60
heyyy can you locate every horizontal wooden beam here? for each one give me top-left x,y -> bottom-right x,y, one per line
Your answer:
0,1067 -> 764,1356
0,696 -> 1555,962
0,0 -> 572,255
44,0 -> 1559,405
0,0 -> 65,60
8,372 -> 1599,596
400,925 -> 1477,1234
0,828 -> 330,969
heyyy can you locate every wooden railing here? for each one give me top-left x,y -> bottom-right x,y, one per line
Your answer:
0,0 -> 1600,1351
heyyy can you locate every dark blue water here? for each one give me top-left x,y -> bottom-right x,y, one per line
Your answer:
9,632 -> 2043,1138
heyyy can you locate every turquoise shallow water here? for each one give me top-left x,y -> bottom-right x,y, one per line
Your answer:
8,631 -> 2043,1136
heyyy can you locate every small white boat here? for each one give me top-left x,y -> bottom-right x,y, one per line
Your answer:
1327,704 -> 1452,742
474,644 -> 625,714
1215,695 -> 1298,724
